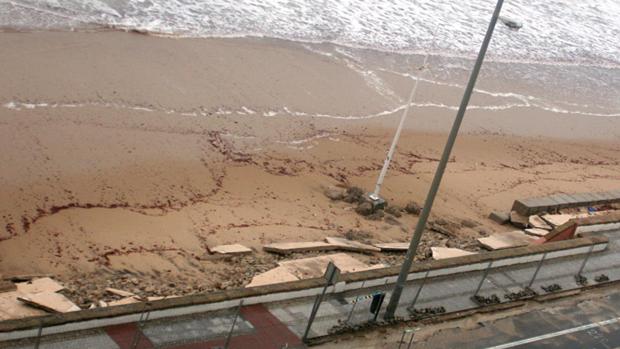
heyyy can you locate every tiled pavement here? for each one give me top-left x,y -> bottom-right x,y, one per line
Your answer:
1,230 -> 618,349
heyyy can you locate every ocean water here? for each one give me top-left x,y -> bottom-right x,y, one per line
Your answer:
1,0 -> 619,67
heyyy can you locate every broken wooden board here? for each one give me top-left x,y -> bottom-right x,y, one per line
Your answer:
16,277 -> 64,294
431,247 -> 476,260
263,241 -> 338,254
17,292 -> 80,313
524,228 -> 551,237
324,237 -> 381,253
105,287 -> 135,298
211,244 -> 252,255
373,242 -> 410,252
478,231 -> 538,250
528,215 -> 552,230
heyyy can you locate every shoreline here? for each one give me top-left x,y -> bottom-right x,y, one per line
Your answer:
0,30 -> 619,307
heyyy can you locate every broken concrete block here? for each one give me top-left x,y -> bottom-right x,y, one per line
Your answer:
105,287 -> 135,298
528,215 -> 552,230
524,228 -> 550,237
17,292 -> 80,313
324,237 -> 381,253
431,247 -> 476,260
16,277 -> 64,294
0,291 -> 47,320
211,244 -> 252,255
478,231 -> 538,250
541,214 -> 572,227
246,267 -> 299,288
510,211 -> 529,228
263,241 -> 338,254
373,242 -> 410,252
489,211 -> 510,225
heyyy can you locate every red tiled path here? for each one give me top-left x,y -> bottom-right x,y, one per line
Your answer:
104,304 -> 304,349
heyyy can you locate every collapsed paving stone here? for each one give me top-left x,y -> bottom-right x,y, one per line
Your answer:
510,211 -> 529,228
324,237 -> 381,253
489,211 -> 510,225
17,292 -> 80,313
529,215 -> 552,230
430,247 -> 476,260
478,231 -> 538,250
211,244 -> 252,255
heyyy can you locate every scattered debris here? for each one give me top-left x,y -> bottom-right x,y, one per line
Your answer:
575,274 -> 588,286
385,205 -> 402,217
407,306 -> 446,320
478,231 -> 538,250
355,202 -> 374,216
327,317 -> 403,336
504,287 -> 537,301
324,186 -> 345,201
17,292 -> 80,313
428,222 -> 454,237
472,294 -> 501,305
211,244 -> 252,255
343,186 -> 365,204
541,284 -> 562,293
431,247 -> 476,260
405,201 -> 422,215
594,274 -> 609,283
489,212 -> 510,225
107,296 -> 142,307
105,287 -> 136,298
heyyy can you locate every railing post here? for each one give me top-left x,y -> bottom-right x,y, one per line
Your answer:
577,245 -> 595,277
528,252 -> 547,288
345,281 -> 366,324
224,299 -> 244,349
474,261 -> 493,297
33,321 -> 43,349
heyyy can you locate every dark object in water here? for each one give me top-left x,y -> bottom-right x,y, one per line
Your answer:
500,16 -> 522,30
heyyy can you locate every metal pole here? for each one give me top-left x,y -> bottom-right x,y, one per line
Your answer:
131,308 -> 151,349
406,330 -> 415,349
410,270 -> 430,309
33,321 -> 43,349
577,245 -> 595,276
224,299 -> 244,349
384,0 -> 504,319
398,329 -> 407,349
302,281 -> 331,341
528,252 -> 547,288
474,261 -> 493,297
345,281 -> 366,324
373,54 -> 430,197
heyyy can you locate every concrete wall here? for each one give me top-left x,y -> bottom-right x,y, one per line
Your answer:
0,236 -> 608,341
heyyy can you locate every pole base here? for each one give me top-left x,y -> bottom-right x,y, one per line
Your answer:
365,193 -> 386,211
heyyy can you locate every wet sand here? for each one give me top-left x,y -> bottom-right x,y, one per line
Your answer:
0,31 -> 619,305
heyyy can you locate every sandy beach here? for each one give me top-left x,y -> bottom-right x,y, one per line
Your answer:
0,31 -> 619,305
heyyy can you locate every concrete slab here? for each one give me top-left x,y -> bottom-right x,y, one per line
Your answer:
489,212 -> 510,225
263,241 -> 337,254
524,228 -> 551,237
211,244 -> 252,255
107,296 -> 141,307
478,231 -> 538,250
15,277 -> 64,294
373,242 -> 410,251
510,211 -> 529,228
431,247 -> 476,260
541,214 -> 573,227
0,291 -> 46,320
324,237 -> 381,253
529,215 -> 552,230
246,268 -> 299,288
17,292 -> 80,313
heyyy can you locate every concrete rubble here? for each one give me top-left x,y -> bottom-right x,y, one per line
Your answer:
510,211 -> 529,228
529,215 -> 552,230
430,247 -> 476,260
105,287 -> 136,298
211,243 -> 252,255
478,230 -> 538,250
541,214 -> 573,227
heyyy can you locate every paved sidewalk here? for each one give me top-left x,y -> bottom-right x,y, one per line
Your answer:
0,230 -> 617,349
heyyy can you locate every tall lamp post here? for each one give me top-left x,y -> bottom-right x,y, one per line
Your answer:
384,0 -> 505,319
